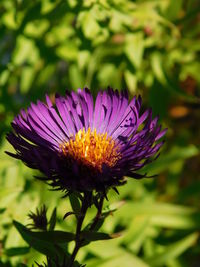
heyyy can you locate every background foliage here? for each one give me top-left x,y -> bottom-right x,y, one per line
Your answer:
0,0 -> 200,266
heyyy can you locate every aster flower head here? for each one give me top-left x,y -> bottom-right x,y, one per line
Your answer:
7,88 -> 166,193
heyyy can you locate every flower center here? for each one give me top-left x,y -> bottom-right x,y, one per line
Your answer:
60,128 -> 121,171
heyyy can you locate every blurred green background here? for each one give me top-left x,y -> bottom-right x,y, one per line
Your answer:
0,0 -> 200,266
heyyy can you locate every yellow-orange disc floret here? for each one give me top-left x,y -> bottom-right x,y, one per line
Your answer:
60,128 -> 121,171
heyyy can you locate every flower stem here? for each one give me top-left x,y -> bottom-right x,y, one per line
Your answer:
68,193 -> 104,267
68,192 -> 91,267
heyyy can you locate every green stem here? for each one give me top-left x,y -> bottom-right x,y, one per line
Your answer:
68,193 -> 105,267
68,192 -> 91,267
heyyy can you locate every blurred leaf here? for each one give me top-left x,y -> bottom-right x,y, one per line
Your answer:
0,70 -> 10,86
150,213 -> 200,229
20,66 -> 35,93
150,52 -> 196,100
24,20 -> 49,38
143,145 -> 199,174
146,232 -> 199,266
117,201 -> 200,229
12,35 -> 39,65
69,64 -> 85,89
151,52 -> 168,86
124,70 -> 137,93
78,50 -> 91,70
106,201 -> 126,212
97,64 -> 121,88
2,8 -> 18,30
56,42 -> 78,61
165,0 -> 183,20
19,2 -> 42,31
86,239 -> 123,259
121,216 -> 150,253
87,251 -> 150,267
125,33 -> 144,68
79,11 -> 101,40
0,187 -> 22,207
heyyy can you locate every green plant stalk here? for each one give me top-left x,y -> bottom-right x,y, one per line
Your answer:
68,192 -> 90,267
68,193 -> 104,267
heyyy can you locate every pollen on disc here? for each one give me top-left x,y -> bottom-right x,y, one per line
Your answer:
60,128 -> 121,171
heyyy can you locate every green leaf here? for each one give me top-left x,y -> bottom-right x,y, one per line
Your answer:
79,11 -> 101,39
12,35 -> 39,65
117,202 -> 200,229
150,52 -> 196,100
125,33 -> 144,68
14,220 -> 75,243
49,207 -> 57,231
86,251 -> 150,267
124,70 -> 137,93
86,239 -> 123,259
41,231 -> 76,244
0,187 -> 23,208
121,216 -> 150,253
106,201 -> 126,213
103,253 -> 150,267
146,233 -> 199,266
82,230 -> 119,242
151,52 -> 168,86
69,193 -> 81,218
97,64 -> 121,88
4,246 -> 30,257
143,145 -> 199,174
56,42 -> 78,60
165,0 -> 183,21
69,64 -> 85,89
14,220 -> 56,256
84,208 -> 115,233
0,187 -> 22,202
85,201 -> 125,232
20,66 -> 35,93
13,220 -> 75,257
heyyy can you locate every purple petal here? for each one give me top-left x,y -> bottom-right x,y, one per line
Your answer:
55,94 -> 76,136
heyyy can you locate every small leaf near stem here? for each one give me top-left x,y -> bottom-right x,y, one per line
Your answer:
89,195 -> 104,231
49,207 -> 57,231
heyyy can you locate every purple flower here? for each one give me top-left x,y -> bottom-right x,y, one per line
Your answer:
7,88 -> 167,192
